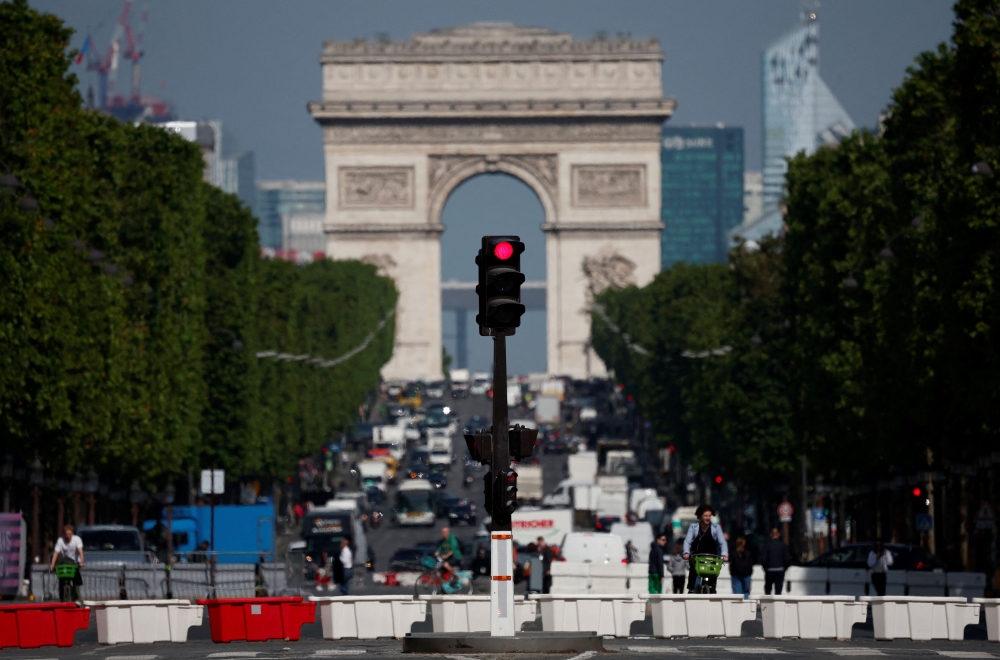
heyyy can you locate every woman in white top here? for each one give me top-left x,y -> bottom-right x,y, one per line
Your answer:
49,524 -> 85,601
867,540 -> 893,596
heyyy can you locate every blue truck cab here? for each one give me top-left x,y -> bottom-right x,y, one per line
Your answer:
149,501 -> 275,564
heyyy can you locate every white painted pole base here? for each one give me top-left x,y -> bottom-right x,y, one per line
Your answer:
490,533 -> 515,636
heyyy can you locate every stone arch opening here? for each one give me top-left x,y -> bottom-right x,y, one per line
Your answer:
439,172 -> 547,375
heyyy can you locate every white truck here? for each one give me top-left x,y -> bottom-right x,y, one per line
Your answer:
595,475 -> 629,520
534,395 -> 561,425
358,460 -> 389,492
514,465 -> 543,504
511,508 -> 573,546
542,478 -> 593,508
568,451 -> 598,482
605,449 -> 636,476
507,382 -> 523,407
372,425 -> 406,461
449,368 -> 470,397
427,435 -> 453,466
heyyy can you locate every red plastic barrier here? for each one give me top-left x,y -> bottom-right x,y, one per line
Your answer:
197,597 -> 315,643
0,603 -> 91,649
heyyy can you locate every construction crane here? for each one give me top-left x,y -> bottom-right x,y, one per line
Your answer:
79,0 -> 173,122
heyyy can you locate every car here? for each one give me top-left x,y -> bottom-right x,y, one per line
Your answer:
470,376 -> 490,396
385,403 -> 413,420
404,463 -> 429,480
421,412 -> 454,436
398,387 -> 423,408
429,470 -> 448,489
594,515 -> 621,532
806,543 -> 945,571
77,525 -> 147,565
542,436 -> 566,454
388,547 -> 431,572
463,415 -> 489,435
433,491 -> 462,517
425,381 -> 447,399
447,499 -> 477,526
409,447 -> 430,466
385,380 -> 406,398
364,486 -> 385,506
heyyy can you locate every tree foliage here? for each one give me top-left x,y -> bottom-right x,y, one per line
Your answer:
0,0 -> 396,488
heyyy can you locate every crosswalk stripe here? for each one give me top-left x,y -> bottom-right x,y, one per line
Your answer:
936,653 -> 995,659
207,654 -> 259,658
312,652 -> 367,657
107,656 -> 158,660
628,647 -> 684,653
725,648 -> 785,654
817,650 -> 885,656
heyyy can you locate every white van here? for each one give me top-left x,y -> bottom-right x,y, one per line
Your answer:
560,532 -> 626,564
609,522 -> 654,563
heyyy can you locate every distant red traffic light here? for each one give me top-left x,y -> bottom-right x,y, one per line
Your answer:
912,487 -> 922,497
715,475 -> 723,484
493,241 -> 514,260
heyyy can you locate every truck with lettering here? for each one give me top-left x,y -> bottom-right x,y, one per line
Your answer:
511,508 -> 573,547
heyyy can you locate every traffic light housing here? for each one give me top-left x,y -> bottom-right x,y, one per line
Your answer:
483,472 -> 494,516
508,425 -> 538,462
475,235 -> 526,336
501,469 -> 518,515
463,431 -> 492,464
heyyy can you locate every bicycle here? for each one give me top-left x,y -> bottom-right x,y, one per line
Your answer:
413,555 -> 474,597
54,564 -> 79,602
690,553 -> 723,594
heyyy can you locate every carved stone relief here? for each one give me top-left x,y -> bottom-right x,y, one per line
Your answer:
428,154 -> 557,208
323,121 -> 662,145
359,253 -> 398,278
582,246 -> 637,298
571,165 -> 646,208
338,167 -> 414,208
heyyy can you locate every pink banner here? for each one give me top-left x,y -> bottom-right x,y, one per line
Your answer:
0,513 -> 25,595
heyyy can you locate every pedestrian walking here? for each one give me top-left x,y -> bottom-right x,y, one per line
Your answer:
537,536 -> 555,594
647,532 -> 668,594
666,542 -> 688,594
338,538 -> 353,595
682,504 -> 729,593
729,536 -> 754,598
868,540 -> 894,596
758,526 -> 792,594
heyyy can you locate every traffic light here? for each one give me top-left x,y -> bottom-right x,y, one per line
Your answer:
501,469 -> 518,515
463,431 -> 492,464
475,235 -> 526,336
508,424 -> 538,462
483,472 -> 494,516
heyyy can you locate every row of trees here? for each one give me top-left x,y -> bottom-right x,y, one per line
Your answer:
1,1 -> 396,495
593,0 -> 998,566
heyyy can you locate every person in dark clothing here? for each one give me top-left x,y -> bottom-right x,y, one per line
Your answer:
682,504 -> 729,593
758,526 -> 792,594
536,536 -> 556,594
647,532 -> 668,594
729,536 -> 754,598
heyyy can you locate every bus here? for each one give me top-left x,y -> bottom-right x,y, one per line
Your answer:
394,479 -> 435,527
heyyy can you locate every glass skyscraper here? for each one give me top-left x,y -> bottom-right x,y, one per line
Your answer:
254,181 -> 326,249
761,11 -> 855,213
660,125 -> 744,269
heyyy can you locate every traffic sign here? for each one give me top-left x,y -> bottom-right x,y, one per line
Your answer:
915,514 -> 933,532
200,469 -> 224,495
975,503 -> 995,531
812,507 -> 826,522
778,502 -> 793,523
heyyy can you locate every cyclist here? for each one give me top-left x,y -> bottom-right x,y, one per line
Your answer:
437,526 -> 462,581
682,504 -> 728,593
49,524 -> 84,602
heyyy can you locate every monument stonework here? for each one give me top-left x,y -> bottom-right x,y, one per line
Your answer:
309,23 -> 674,380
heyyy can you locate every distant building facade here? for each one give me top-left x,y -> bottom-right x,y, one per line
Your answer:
156,120 -> 256,213
660,125 -> 744,268
729,11 -> 855,246
255,181 -> 326,249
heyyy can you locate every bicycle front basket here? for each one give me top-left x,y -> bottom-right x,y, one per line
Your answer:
692,554 -> 723,577
420,555 -> 437,569
54,564 -> 78,579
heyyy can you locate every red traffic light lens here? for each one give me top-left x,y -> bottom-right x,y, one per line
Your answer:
493,241 -> 514,260
714,475 -> 723,484
507,472 -> 517,482
912,487 -> 922,497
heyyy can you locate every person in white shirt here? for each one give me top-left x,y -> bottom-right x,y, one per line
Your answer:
338,538 -> 353,595
49,524 -> 85,601
867,540 -> 894,596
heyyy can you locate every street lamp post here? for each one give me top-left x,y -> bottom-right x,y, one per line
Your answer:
84,468 -> 99,525
30,459 -> 44,562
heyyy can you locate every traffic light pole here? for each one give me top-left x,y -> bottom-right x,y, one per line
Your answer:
490,330 -> 515,637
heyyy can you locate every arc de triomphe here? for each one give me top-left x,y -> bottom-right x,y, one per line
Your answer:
309,23 -> 674,381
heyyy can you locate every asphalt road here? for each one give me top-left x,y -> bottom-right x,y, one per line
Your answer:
3,623 -> 998,660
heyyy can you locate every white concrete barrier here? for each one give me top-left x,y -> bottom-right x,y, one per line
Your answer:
422,595 -> 536,633
531,593 -> 644,637
759,595 -> 867,640
948,572 -> 986,599
644,594 -> 757,638
860,596 -> 980,641
906,571 -> 946,597
311,595 -> 426,640
750,565 -> 766,596
85,599 -> 203,645
828,568 -> 867,597
972,599 -> 1000,642
886,570 -> 906,596
550,562 -> 590,594
627,563 -> 648,596
785,566 -> 827,595
590,563 -> 628,594
716,564 -> 733,595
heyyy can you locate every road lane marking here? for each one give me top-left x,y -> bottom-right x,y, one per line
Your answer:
628,646 -> 684,653
818,650 -> 885,656
313,652 -> 367,657
936,654 -> 995,659
107,656 -> 158,660
568,652 -> 597,660
208,654 -> 259,658
725,648 -> 784,655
